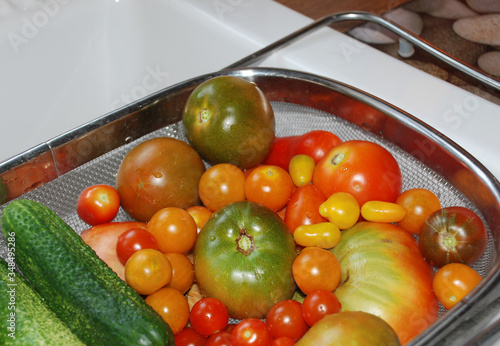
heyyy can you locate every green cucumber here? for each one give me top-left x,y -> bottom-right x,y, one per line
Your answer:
0,258 -> 84,345
0,199 -> 174,346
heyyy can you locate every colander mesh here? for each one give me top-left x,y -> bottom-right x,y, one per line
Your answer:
0,101 -> 495,317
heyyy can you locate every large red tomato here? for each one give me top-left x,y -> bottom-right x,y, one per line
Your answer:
419,206 -> 488,268
330,222 -> 438,345
312,140 -> 402,205
194,201 -> 297,320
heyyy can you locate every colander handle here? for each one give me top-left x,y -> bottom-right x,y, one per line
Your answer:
225,11 -> 500,93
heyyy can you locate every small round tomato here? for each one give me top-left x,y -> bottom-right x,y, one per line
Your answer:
190,298 -> 229,337
302,289 -> 342,326
145,287 -> 190,335
198,163 -> 246,211
77,184 -> 120,225
318,192 -> 360,230
419,206 -> 488,267
206,330 -> 232,346
266,300 -> 309,341
116,228 -> 158,265
186,206 -> 213,234
147,207 -> 198,254
271,337 -> 295,346
292,247 -> 341,295
433,263 -> 482,310
288,154 -> 316,187
231,318 -> 272,346
125,249 -> 172,295
174,327 -> 207,346
396,188 -> 441,235
284,184 -> 327,234
244,165 -> 294,211
164,252 -> 194,294
312,140 -> 402,206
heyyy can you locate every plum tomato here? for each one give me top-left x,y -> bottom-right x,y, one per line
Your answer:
312,140 -> 402,206
264,130 -> 342,170
284,184 -> 327,234
432,263 -> 482,310
293,222 -> 341,249
77,184 -> 120,225
145,287 -> 190,335
419,206 -> 488,268
396,188 -> 441,235
292,247 -> 341,295
116,228 -> 158,266
198,163 -> 246,212
147,207 -> 198,254
116,137 -> 205,222
318,192 -> 360,230
288,154 -> 316,187
182,76 -> 275,169
302,289 -> 342,327
265,300 -> 309,341
186,205 -> 213,234
190,297 -> 229,337
174,327 -> 207,346
244,165 -> 294,211
164,252 -> 195,294
360,201 -> 406,223
231,318 -> 272,346
125,249 -> 172,295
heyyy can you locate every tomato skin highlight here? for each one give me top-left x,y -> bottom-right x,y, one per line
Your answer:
312,140 -> 402,206
432,263 -> 482,310
194,201 -> 297,320
419,206 -> 488,268
77,184 -> 120,225
264,130 -> 342,170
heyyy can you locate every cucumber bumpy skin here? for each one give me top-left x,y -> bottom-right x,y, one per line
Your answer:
0,258 -> 84,345
0,199 -> 174,346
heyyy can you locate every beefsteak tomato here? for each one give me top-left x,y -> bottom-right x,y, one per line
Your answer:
330,222 -> 438,345
194,201 -> 297,320
312,140 -> 402,206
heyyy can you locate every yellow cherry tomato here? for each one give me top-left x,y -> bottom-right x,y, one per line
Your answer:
318,192 -> 360,229
361,201 -> 406,223
294,222 -> 341,249
289,154 -> 316,187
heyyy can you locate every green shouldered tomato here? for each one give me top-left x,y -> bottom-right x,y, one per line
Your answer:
194,201 -> 297,320
182,76 -> 275,169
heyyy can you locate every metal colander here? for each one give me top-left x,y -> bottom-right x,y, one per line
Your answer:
0,68 -> 499,345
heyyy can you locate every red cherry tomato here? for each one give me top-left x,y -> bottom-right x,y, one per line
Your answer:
206,330 -> 232,346
312,140 -> 402,206
302,289 -> 342,326
77,184 -> 120,225
174,327 -> 207,346
231,319 -> 272,346
116,228 -> 158,265
284,184 -> 327,234
266,300 -> 309,341
190,298 -> 229,337
271,337 -> 295,346
264,130 -> 342,170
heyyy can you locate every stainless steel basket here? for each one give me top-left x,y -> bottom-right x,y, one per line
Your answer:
1,11 -> 500,345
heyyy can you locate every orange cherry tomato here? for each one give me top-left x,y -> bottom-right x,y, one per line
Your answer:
288,154 -> 316,187
145,287 -> 190,335
147,207 -> 198,254
198,163 -> 246,211
292,247 -> 341,294
164,252 -> 195,294
396,188 -> 441,235
186,206 -> 213,234
360,201 -> 406,223
432,263 -> 482,310
244,165 -> 294,211
125,249 -> 172,295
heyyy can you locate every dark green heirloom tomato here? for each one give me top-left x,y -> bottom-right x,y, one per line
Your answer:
182,76 -> 275,169
194,201 -> 297,320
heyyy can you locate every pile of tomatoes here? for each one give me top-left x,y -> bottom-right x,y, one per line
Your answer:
75,127 -> 488,345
